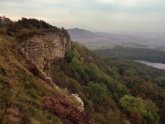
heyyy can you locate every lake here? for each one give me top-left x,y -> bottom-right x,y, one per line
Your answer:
136,60 -> 165,70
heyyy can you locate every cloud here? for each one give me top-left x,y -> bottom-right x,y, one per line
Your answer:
0,0 -> 165,33
98,0 -> 157,5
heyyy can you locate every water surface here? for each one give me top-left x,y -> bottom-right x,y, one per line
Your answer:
137,60 -> 165,70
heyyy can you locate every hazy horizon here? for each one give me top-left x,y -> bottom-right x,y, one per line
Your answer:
0,0 -> 165,33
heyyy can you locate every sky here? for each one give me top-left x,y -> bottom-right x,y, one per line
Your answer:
0,0 -> 165,33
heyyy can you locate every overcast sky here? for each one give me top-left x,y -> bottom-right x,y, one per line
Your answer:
0,0 -> 165,33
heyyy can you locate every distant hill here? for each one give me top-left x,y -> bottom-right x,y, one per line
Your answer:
67,28 -> 165,50
67,28 -> 98,40
67,28 -> 129,44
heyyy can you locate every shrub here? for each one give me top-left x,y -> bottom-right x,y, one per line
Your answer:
65,78 -> 80,93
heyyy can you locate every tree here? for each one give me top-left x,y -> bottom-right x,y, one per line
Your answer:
120,95 -> 159,124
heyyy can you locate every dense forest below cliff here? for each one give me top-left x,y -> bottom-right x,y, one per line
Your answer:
0,17 -> 165,124
51,43 -> 165,124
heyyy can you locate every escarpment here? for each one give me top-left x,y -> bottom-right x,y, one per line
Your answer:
22,30 -> 71,84
0,17 -> 89,124
22,28 -> 85,114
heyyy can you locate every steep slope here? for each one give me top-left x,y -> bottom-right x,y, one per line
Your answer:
0,18 -> 87,124
1,17 -> 165,124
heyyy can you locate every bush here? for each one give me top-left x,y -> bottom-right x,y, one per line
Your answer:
0,67 -> 6,75
65,78 -> 80,93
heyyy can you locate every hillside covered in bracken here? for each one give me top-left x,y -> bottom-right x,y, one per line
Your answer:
0,17 -> 165,124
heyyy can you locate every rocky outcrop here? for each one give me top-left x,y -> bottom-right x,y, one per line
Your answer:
63,89 -> 84,112
22,29 -> 86,123
22,30 -> 71,84
72,94 -> 84,112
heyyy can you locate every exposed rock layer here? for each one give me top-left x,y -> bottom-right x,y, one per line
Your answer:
23,30 -> 71,84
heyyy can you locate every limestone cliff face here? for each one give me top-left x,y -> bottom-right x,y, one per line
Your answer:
22,29 -> 85,113
23,30 -> 71,84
